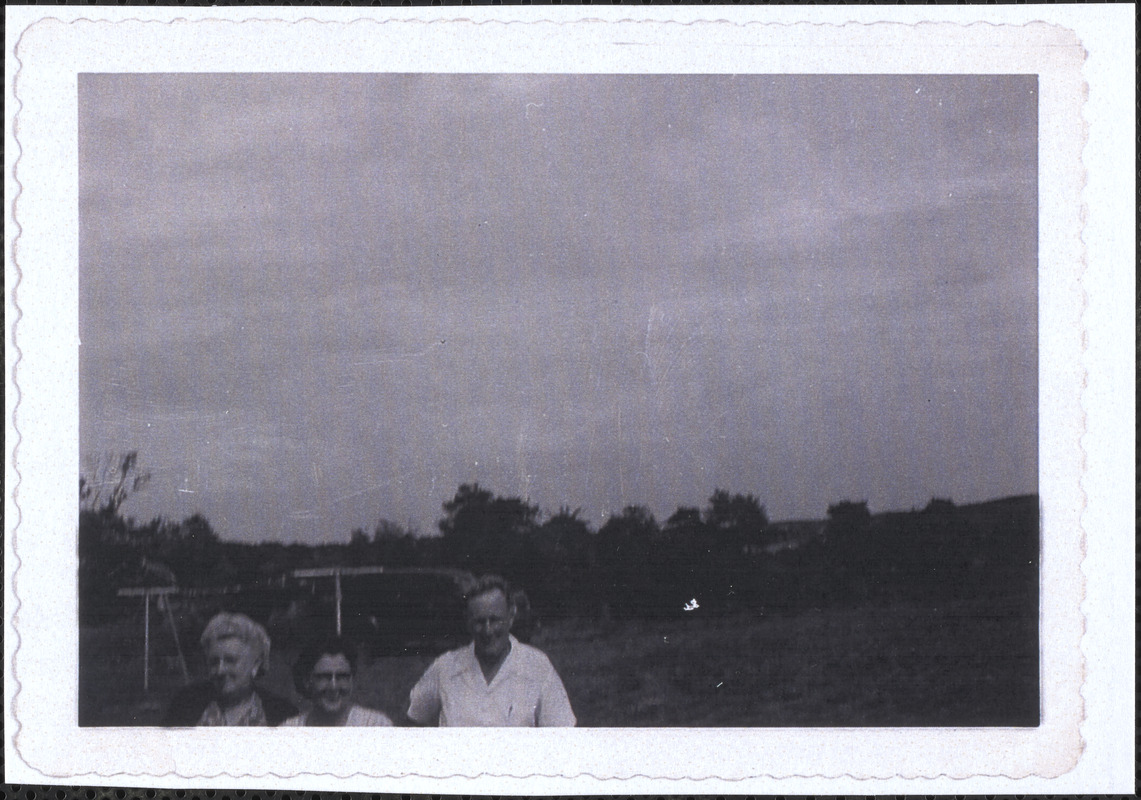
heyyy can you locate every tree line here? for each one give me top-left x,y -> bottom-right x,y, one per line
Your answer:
79,453 -> 1038,626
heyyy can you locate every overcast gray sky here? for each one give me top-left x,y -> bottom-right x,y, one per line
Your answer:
79,74 -> 1037,543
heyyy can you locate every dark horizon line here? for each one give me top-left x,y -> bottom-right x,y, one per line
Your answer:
95,490 -> 1039,549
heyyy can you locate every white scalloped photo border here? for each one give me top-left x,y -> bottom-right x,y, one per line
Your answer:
4,6 -> 1133,794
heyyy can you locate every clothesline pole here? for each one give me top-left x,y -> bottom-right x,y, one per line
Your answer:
160,594 -> 190,682
334,570 -> 342,636
143,590 -> 151,693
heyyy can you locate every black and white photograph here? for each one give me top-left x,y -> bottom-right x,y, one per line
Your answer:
77,71 -> 1041,730
5,7 -> 1129,793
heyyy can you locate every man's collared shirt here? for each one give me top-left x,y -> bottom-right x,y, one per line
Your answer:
407,635 -> 576,727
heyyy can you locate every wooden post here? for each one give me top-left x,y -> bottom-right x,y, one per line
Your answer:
143,590 -> 151,693
334,570 -> 342,636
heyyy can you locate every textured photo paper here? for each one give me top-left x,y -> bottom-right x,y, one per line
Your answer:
4,6 -> 1130,793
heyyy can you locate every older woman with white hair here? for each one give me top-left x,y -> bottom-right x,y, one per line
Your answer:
165,612 -> 297,726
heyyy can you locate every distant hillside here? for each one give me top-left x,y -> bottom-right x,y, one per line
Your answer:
751,493 -> 1039,614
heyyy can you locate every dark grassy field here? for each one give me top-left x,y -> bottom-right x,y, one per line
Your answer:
539,596 -> 1037,726
80,590 -> 1036,727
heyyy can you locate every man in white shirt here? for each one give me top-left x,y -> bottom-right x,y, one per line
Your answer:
406,575 -> 576,727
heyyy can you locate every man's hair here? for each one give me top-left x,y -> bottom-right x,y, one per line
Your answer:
292,635 -> 359,697
464,574 -> 515,609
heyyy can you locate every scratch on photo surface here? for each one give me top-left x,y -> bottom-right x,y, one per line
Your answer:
352,340 -> 446,367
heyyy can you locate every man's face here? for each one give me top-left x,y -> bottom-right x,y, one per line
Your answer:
466,589 -> 514,660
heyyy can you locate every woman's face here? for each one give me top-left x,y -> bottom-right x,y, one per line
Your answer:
307,653 -> 354,717
206,637 -> 260,701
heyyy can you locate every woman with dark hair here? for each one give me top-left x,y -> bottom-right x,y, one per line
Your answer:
282,636 -> 392,727
165,612 -> 297,726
